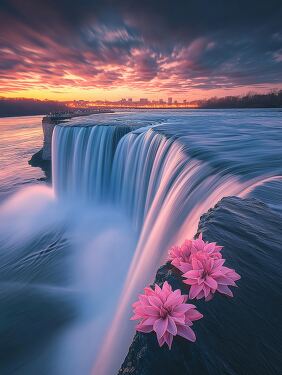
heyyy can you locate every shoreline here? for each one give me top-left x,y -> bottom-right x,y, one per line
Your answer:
1,106 -> 282,119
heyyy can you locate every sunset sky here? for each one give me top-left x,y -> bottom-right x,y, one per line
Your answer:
0,0 -> 282,101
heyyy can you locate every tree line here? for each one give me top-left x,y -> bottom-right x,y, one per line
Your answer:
193,90 -> 282,109
0,98 -> 68,117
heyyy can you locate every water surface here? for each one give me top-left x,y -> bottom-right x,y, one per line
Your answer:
0,115 -> 44,201
0,109 -> 281,375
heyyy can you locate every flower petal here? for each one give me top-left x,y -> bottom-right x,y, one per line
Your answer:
189,284 -> 203,299
167,316 -> 177,335
148,296 -> 162,308
217,284 -> 233,297
205,276 -> 218,289
186,309 -> 203,321
177,325 -> 196,342
136,324 -> 153,333
165,332 -> 173,350
153,317 -> 168,338
143,306 -> 160,316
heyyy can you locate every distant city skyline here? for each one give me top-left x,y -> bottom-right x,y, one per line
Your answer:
1,90 -> 281,117
67,96 -> 196,108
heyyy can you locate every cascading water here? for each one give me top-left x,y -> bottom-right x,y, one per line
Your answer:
50,123 -> 271,375
52,125 -> 133,201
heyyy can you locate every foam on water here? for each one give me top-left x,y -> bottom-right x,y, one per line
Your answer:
0,185 -> 136,375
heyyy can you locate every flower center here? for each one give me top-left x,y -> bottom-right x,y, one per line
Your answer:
160,306 -> 169,319
202,270 -> 210,279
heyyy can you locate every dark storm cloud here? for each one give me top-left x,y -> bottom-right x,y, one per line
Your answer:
0,0 -> 281,92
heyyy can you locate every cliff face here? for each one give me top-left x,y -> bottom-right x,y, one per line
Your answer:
118,196 -> 282,375
41,116 -> 71,160
42,118 -> 57,160
29,116 -> 72,180
28,117 -> 58,181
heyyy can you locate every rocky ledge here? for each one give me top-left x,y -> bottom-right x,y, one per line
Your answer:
118,196 -> 282,375
28,115 -> 63,182
29,110 -> 113,181
28,148 -> 52,182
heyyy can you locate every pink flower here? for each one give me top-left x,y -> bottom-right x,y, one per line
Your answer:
131,281 -> 203,349
183,251 -> 241,301
192,233 -> 223,257
169,233 -> 223,273
168,239 -> 193,269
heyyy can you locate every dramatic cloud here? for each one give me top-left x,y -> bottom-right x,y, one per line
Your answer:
0,0 -> 281,99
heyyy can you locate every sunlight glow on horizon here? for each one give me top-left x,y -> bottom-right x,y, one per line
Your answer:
1,83 -> 281,102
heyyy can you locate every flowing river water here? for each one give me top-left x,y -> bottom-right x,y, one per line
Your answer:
0,109 -> 281,374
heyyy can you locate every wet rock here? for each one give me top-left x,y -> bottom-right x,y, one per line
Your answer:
42,117 -> 58,160
28,148 -> 51,182
118,196 -> 282,375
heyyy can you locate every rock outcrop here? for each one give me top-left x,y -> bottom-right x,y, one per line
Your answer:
118,196 -> 282,375
28,148 -> 51,181
42,117 -> 59,160
41,115 -> 73,161
29,116 -> 69,182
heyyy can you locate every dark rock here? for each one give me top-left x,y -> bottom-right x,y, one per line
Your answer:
42,117 -> 58,160
28,148 -> 51,182
118,196 -> 282,375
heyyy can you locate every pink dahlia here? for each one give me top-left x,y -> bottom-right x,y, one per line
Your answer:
192,233 -> 223,258
168,233 -> 223,273
131,281 -> 203,349
183,251 -> 241,301
168,239 -> 193,269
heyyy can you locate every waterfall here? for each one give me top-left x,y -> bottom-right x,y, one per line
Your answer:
51,123 -> 263,375
1,110 -> 280,375
52,125 -> 133,201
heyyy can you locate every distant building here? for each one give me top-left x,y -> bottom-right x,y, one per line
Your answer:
159,99 -> 164,104
140,98 -> 149,104
128,98 -> 133,103
168,97 -> 172,105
